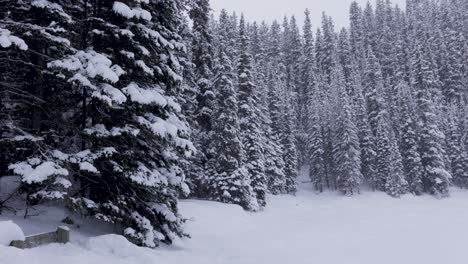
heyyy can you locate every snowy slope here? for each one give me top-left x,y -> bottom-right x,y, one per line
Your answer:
2,182 -> 468,264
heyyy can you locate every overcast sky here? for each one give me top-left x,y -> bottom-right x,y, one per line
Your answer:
210,0 -> 407,29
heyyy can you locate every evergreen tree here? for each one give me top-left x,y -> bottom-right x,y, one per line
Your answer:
374,113 -> 393,192
188,0 -> 215,196
297,9 -> 316,163
281,89 -> 299,194
364,48 -> 387,136
47,0 -> 194,247
353,73 -> 377,189
208,45 -> 252,208
237,15 -> 267,210
445,105 -> 468,188
308,94 -> 327,193
412,48 -> 451,197
397,81 -> 424,194
266,67 -> 288,194
332,67 -> 363,195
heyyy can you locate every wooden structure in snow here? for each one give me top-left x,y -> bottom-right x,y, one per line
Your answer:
10,226 -> 70,249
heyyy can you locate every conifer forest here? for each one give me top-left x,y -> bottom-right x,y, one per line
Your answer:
2,1 -> 468,262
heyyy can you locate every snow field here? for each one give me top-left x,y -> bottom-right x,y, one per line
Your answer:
2,185 -> 468,264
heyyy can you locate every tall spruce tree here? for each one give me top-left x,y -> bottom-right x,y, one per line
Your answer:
237,15 -> 267,210
332,66 -> 363,195
188,0 -> 215,196
412,47 -> 451,197
208,43 -> 252,208
397,81 -> 424,194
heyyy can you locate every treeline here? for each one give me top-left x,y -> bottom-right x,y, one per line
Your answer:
185,0 -> 468,205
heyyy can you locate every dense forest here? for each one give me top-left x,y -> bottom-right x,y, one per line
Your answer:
2,0 -> 468,248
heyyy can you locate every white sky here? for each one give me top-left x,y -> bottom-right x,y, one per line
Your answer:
210,0 -> 407,29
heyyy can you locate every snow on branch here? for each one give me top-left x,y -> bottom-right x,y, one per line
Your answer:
48,50 -> 124,83
31,0 -> 73,23
8,159 -> 69,185
0,28 -> 28,50
113,2 -> 152,21
122,82 -> 167,106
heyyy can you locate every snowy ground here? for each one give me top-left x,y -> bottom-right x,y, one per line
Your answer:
2,179 -> 468,264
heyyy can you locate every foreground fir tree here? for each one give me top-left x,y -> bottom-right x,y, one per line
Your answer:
48,1 -> 194,247
237,15 -> 267,210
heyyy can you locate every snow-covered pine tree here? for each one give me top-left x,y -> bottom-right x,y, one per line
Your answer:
397,81 -> 424,195
349,1 -> 365,69
281,86 -> 299,194
332,66 -> 363,195
317,13 -> 336,84
445,105 -> 468,189
48,0 -> 194,247
208,40 -> 252,208
364,47 -> 387,136
249,20 -> 287,198
308,93 -> 327,193
337,28 -> 354,93
265,67 -> 288,195
352,70 -> 377,190
374,111 -> 393,192
188,0 -> 215,197
412,47 -> 451,197
297,9 -> 316,164
237,15 -> 267,210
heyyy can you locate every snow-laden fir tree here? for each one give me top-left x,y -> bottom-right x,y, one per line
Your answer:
207,43 -> 253,208
364,48 -> 387,136
337,28 -> 354,92
281,85 -> 299,194
188,0 -> 215,197
265,67 -> 287,195
237,15 -> 267,210
297,9 -> 316,163
412,47 -> 451,197
445,105 -> 468,189
397,81 -> 424,195
316,13 -> 336,84
308,94 -> 327,193
47,0 -> 194,247
331,67 -> 363,195
352,70 -> 377,190
249,20 -> 288,198
374,112 -> 393,192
